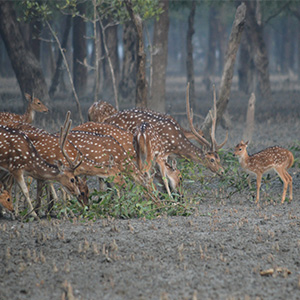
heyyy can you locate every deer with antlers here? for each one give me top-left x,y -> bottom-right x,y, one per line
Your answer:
0,93 -> 48,125
0,125 -> 81,218
7,121 -> 89,211
71,122 -> 183,196
102,85 -> 227,178
233,140 -> 294,204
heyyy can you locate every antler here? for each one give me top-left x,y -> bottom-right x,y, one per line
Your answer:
59,111 -> 82,170
186,83 -> 228,152
209,85 -> 228,151
186,83 -> 211,149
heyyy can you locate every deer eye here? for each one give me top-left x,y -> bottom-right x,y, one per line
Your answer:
239,148 -> 242,151
81,192 -> 85,196
210,158 -> 215,163
7,198 -> 10,202
71,178 -> 75,183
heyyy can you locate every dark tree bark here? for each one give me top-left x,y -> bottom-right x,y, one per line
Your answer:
186,0 -> 196,110
124,0 -> 148,108
246,1 -> 271,101
150,0 -> 169,113
203,6 -> 218,90
201,3 -> 246,136
238,33 -> 255,94
73,2 -> 87,97
0,1 -> 49,102
119,21 -> 136,102
30,20 -> 42,61
49,15 -> 72,98
103,19 -> 119,98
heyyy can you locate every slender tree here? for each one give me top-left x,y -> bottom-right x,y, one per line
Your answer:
150,0 -> 169,113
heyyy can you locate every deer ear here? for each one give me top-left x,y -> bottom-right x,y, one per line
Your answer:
245,141 -> 249,146
54,160 -> 65,172
25,93 -> 31,102
171,159 -> 177,170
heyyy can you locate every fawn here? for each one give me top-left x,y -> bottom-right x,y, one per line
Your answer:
234,140 -> 294,204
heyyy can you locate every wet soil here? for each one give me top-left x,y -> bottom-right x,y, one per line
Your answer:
0,77 -> 300,300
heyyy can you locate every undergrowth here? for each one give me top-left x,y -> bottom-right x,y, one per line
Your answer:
17,143 -> 299,222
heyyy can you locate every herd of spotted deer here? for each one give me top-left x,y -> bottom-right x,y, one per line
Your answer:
0,89 -> 295,219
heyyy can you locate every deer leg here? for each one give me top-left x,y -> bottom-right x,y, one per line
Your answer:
14,173 -> 37,218
275,168 -> 289,204
286,171 -> 293,202
48,183 -> 59,214
255,173 -> 262,204
35,179 -> 46,214
157,159 -> 172,197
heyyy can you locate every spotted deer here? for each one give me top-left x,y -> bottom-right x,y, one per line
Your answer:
9,121 -> 89,209
88,100 -> 204,141
0,93 -> 48,124
103,86 -> 227,177
58,113 -> 158,201
88,100 -> 117,123
72,122 -> 183,195
233,140 -> 294,204
0,125 -> 81,217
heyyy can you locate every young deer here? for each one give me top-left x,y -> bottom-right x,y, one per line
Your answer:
0,190 -> 14,214
0,93 -> 48,124
233,140 -> 294,204
0,125 -> 81,217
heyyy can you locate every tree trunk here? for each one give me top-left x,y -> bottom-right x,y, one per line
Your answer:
246,1 -> 271,101
186,0 -> 196,111
201,3 -> 246,136
104,20 -> 119,98
119,21 -> 136,103
124,0 -> 148,108
203,5 -> 218,90
30,20 -> 42,61
238,24 -> 255,94
0,1 -> 49,102
49,15 -> 72,98
150,0 -> 169,113
73,2 -> 87,97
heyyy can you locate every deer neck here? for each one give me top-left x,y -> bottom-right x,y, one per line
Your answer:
238,151 -> 250,169
24,106 -> 35,123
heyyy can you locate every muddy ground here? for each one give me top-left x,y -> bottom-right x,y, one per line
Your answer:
0,77 -> 300,300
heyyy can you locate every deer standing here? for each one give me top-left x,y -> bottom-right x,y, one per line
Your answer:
233,140 -> 294,204
0,93 -> 48,124
8,121 -> 89,210
72,122 -> 183,196
0,125 -> 81,217
103,86 -> 227,177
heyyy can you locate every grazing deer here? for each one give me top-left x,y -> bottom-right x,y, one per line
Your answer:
0,125 -> 81,217
0,93 -> 48,124
60,114 -> 159,204
72,122 -> 183,196
88,100 -> 117,123
9,121 -> 89,210
233,140 -> 294,204
103,85 -> 227,177
88,100 -> 204,141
